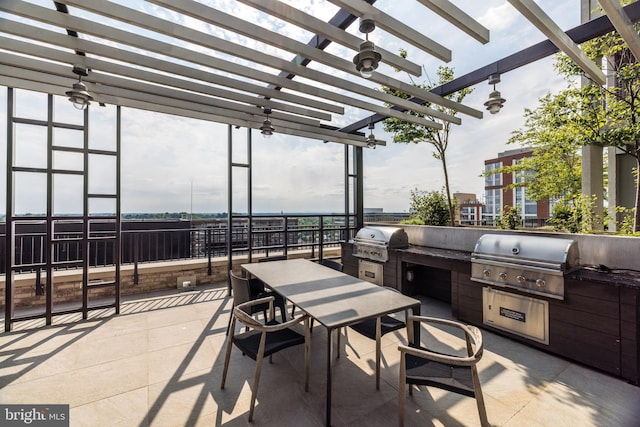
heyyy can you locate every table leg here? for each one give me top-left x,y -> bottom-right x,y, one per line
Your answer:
326,326 -> 333,426
412,304 -> 421,345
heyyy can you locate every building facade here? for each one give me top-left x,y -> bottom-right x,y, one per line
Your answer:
453,193 -> 483,226
483,148 -> 550,227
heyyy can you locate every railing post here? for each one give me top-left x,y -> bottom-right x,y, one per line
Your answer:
283,215 -> 288,256
207,227 -> 212,276
133,232 -> 139,285
319,215 -> 324,261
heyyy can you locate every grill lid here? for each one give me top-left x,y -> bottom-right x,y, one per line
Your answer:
472,234 -> 579,271
353,226 -> 409,249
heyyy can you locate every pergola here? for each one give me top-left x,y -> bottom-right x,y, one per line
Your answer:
2,0 -> 640,330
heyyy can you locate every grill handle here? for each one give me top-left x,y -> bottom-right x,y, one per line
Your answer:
471,255 -> 565,274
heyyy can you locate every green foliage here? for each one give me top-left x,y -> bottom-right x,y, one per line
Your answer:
552,19 -> 640,232
497,205 -> 521,230
400,217 -> 426,226
508,91 -> 583,202
549,194 -> 599,234
613,206 -> 640,236
550,202 -> 579,233
381,62 -> 471,227
408,188 -> 451,226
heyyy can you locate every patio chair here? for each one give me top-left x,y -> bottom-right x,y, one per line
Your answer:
398,315 -> 488,427
320,258 -> 343,272
342,294 -> 407,390
221,296 -> 311,422
227,270 -> 287,334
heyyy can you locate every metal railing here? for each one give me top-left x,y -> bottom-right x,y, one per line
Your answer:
0,214 -> 358,275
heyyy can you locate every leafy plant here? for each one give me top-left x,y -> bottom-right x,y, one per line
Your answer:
497,205 -> 521,230
405,188 -> 452,226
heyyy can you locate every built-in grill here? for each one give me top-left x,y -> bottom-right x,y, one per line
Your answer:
471,233 -> 579,300
352,226 -> 408,286
471,234 -> 580,345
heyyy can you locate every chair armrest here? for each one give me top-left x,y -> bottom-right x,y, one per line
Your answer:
398,344 -> 479,367
406,315 -> 483,358
235,297 -> 309,332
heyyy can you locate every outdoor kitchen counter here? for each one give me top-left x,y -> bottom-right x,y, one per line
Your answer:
567,266 -> 640,289
344,243 -> 640,385
398,245 -> 471,263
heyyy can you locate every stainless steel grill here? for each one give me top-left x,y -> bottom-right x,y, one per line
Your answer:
352,226 -> 408,286
352,226 -> 409,263
470,234 -> 580,300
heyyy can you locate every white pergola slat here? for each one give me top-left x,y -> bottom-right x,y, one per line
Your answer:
327,0 -> 452,62
143,0 -> 473,120
236,0 -> 423,77
0,23 -> 344,115
416,0 -> 490,44
0,0 -> 496,146
507,0 -> 607,86
0,1 -> 458,129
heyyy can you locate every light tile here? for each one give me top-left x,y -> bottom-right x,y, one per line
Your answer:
2,291 -> 640,427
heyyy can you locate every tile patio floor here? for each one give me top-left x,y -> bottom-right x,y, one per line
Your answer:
1,283 -> 639,426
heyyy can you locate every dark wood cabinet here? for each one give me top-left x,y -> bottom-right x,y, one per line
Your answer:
342,242 -> 640,385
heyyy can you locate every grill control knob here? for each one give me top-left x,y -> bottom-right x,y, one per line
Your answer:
483,269 -> 491,277
536,279 -> 546,288
499,272 -> 508,280
516,275 -> 526,284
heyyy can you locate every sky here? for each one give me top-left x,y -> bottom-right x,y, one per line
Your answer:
0,0 -> 584,215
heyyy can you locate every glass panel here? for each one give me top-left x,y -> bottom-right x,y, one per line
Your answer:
89,154 -> 116,194
54,95 -> 84,126
53,150 -> 83,172
89,198 -> 116,216
54,174 -> 83,215
89,104 -> 117,151
14,172 -> 46,216
0,88 -> 6,216
231,167 -> 248,214
231,127 -> 248,165
15,123 -> 47,169
53,127 -> 83,149
15,89 -> 48,120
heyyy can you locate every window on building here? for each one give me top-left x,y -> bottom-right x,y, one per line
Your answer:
484,162 -> 502,186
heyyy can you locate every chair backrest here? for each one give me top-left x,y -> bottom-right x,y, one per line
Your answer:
320,258 -> 343,272
229,270 -> 251,307
258,255 -> 287,262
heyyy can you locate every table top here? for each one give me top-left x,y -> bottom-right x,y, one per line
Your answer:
242,258 -> 420,330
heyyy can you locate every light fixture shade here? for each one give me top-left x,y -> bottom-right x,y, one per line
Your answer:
353,40 -> 381,79
65,81 -> 94,110
260,118 -> 274,138
366,132 -> 376,149
484,90 -> 506,114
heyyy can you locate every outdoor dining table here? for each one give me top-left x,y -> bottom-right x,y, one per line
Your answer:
241,258 -> 421,426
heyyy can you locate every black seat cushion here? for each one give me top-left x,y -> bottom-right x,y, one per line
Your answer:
404,345 -> 475,397
349,315 -> 405,339
233,320 -> 305,360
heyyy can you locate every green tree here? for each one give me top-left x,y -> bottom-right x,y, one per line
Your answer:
552,6 -> 640,232
382,59 -> 472,227
488,91 -> 583,204
404,188 -> 452,226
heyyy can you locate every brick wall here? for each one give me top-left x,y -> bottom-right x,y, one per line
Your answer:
0,249 -> 340,310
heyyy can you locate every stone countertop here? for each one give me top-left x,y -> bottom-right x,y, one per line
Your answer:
399,245 -> 640,290
567,266 -> 640,289
398,245 -> 472,262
